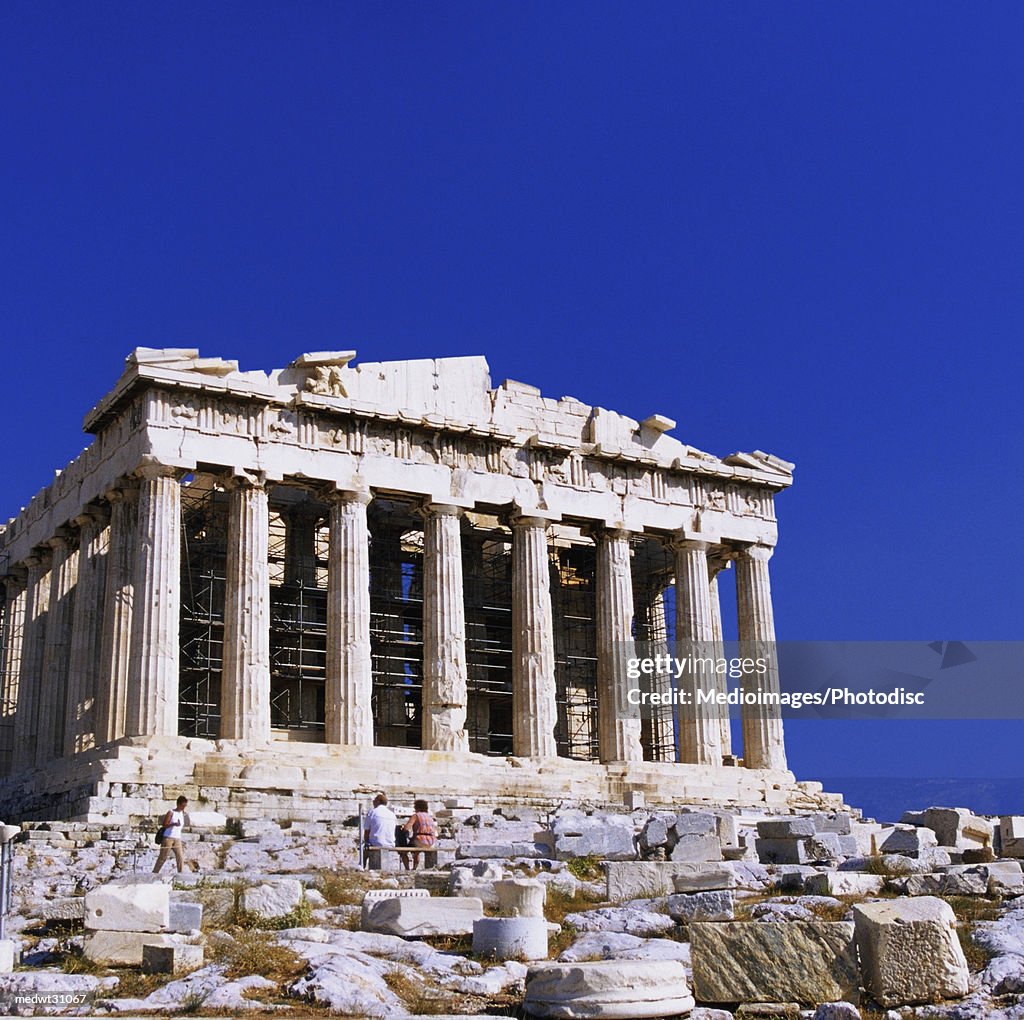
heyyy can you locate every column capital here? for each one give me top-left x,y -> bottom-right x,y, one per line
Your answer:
736,543 -> 774,564
44,528 -> 75,552
134,457 -> 186,482
222,469 -> 267,492
104,479 -> 140,505
584,523 -> 633,543
1,567 -> 28,591
323,486 -> 372,507
669,530 -> 718,553
23,548 -> 53,571
73,504 -> 109,531
510,513 -> 555,531
419,500 -> 470,519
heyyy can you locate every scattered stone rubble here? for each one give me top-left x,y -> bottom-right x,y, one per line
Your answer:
0,802 -> 1023,1018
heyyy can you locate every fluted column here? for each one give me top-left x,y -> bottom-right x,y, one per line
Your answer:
708,553 -> 732,757
421,504 -> 469,752
0,572 -> 27,774
12,551 -> 51,769
126,465 -> 182,738
64,509 -> 109,755
595,529 -> 643,763
39,532 -> 78,761
325,490 -> 373,745
672,537 -> 723,766
735,544 -> 787,770
95,484 -> 138,744
220,475 -> 271,742
510,516 -> 558,757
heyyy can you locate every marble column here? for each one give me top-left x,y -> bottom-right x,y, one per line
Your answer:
672,537 -> 723,766
220,476 -> 271,742
126,465 -> 182,738
95,484 -> 138,744
708,555 -> 733,757
595,529 -> 643,763
38,532 -> 78,761
510,516 -> 558,758
325,490 -> 374,746
64,509 -> 109,755
0,572 -> 27,774
11,552 -> 50,769
735,544 -> 787,771
421,504 -> 469,752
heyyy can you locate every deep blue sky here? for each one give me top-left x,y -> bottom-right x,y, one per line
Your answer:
2,4 -> 1022,797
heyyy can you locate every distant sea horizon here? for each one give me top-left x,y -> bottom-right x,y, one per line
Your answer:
818,777 -> 1024,823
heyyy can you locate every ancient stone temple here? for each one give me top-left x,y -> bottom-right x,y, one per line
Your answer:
0,349 -> 833,821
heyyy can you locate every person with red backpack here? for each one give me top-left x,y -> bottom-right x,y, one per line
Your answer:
401,799 -> 437,871
153,796 -> 189,874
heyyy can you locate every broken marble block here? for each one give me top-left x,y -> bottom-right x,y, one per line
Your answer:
239,879 -> 303,919
853,896 -> 969,1007
524,960 -> 695,1019
667,889 -> 735,924
999,816 -> 1024,859
142,942 -> 204,975
690,921 -> 859,1006
757,817 -> 816,839
84,878 -> 169,933
361,895 -> 484,937
670,833 -> 722,863
878,825 -> 938,858
803,872 -> 885,897
552,810 -> 636,861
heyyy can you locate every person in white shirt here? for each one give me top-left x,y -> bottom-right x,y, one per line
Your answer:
363,792 -> 398,861
153,795 -> 189,874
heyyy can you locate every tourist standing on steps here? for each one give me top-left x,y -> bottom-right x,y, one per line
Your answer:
363,792 -> 398,867
402,799 -> 438,871
153,795 -> 189,874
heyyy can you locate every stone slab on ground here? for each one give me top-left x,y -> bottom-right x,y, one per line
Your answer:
84,878 -> 169,932
83,930 -> 187,966
878,825 -> 938,857
852,895 -> 969,1008
690,920 -> 859,1006
239,878 -> 303,918
142,942 -> 205,974
361,895 -> 484,937
667,889 -> 734,923
552,810 -> 636,861
804,872 -> 885,897
670,832 -> 723,863
524,959 -> 695,1019
167,901 -> 203,932
606,860 -> 748,901
757,817 -> 816,839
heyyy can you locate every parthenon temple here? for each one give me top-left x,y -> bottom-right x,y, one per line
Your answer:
0,349 -> 834,821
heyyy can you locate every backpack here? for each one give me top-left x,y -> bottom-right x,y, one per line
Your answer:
395,824 -> 412,848
154,811 -> 171,844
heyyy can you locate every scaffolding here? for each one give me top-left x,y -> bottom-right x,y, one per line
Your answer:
552,542 -> 600,761
178,482 -> 226,738
368,501 -> 424,748
0,590 -> 11,775
268,504 -> 327,732
463,522 -> 513,755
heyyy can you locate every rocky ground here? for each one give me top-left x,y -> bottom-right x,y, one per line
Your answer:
0,802 -> 1022,1018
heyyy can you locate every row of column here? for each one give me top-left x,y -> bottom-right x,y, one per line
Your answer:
0,466 -> 786,772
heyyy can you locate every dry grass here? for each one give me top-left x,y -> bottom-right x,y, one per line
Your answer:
113,969 -> 171,999
544,885 -> 604,927
383,967 -> 462,1015
943,895 -> 1002,923
59,945 -> 102,975
314,868 -> 380,907
207,928 -> 307,983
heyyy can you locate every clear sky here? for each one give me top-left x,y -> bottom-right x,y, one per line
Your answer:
2,4 -> 1022,792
